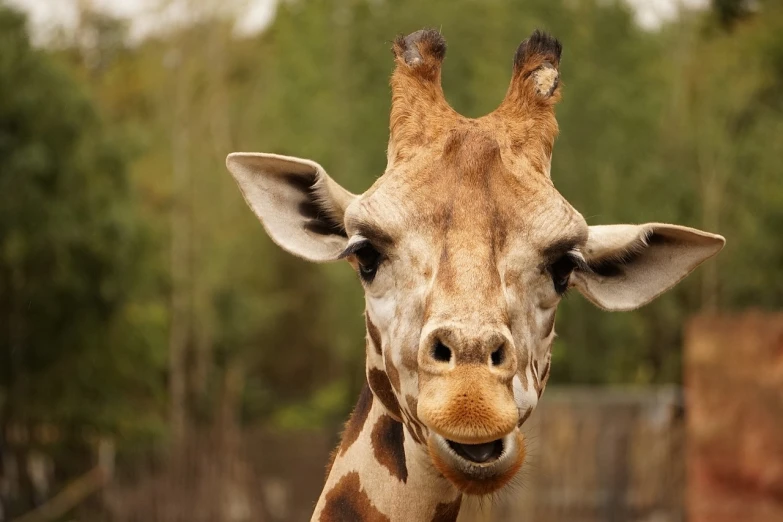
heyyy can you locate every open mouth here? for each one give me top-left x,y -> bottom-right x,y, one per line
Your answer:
446,439 -> 504,464
428,430 -> 525,495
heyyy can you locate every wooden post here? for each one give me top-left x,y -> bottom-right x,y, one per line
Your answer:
686,312 -> 783,522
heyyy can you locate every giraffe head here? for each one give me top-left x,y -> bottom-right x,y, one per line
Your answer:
227,30 -> 724,496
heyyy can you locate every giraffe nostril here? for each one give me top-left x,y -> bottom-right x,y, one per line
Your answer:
432,341 -> 452,363
490,345 -> 505,366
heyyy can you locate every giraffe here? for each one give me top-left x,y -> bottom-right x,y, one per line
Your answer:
226,29 -> 725,521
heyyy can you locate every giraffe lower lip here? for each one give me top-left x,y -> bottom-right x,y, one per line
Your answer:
428,431 -> 525,494
446,439 -> 503,463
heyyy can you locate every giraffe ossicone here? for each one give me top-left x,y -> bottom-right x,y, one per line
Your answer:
226,28 -> 724,522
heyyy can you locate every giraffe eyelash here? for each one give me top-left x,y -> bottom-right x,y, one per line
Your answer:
338,236 -> 372,259
567,249 -> 590,272
339,236 -> 385,283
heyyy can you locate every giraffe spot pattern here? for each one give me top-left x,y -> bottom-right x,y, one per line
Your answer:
540,357 -> 551,388
319,472 -> 391,522
384,348 -> 401,393
517,405 -> 533,427
368,367 -> 402,420
532,359 -> 542,397
340,384 -> 373,456
404,394 -> 428,443
518,349 -> 530,391
371,414 -> 408,483
431,495 -> 461,522
366,313 -> 383,356
400,409 -> 422,444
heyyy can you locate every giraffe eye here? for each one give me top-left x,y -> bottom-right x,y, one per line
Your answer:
340,237 -> 384,283
549,254 -> 577,294
354,242 -> 382,282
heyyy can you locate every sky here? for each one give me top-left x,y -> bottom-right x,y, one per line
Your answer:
5,0 -> 278,41
7,0 -> 709,42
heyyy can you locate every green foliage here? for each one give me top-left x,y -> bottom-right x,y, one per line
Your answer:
3,0 -> 783,445
0,5 -> 165,440
711,0 -> 754,29
270,380 -> 351,431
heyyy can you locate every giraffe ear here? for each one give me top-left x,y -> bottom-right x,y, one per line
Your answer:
572,223 -> 725,311
226,152 -> 357,262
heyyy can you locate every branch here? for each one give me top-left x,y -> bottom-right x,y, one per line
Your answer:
10,467 -> 108,522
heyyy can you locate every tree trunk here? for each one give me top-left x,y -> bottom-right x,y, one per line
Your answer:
217,360 -> 258,522
168,35 -> 192,448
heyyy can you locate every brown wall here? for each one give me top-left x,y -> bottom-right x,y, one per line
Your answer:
685,312 -> 783,522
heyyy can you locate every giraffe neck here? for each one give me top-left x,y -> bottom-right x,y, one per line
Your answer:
312,384 -> 468,522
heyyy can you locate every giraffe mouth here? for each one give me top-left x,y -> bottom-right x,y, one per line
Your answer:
428,430 -> 525,495
446,439 -> 504,463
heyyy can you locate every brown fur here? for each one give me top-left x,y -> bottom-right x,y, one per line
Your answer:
340,384 -> 374,456
319,472 -> 391,522
389,29 -> 562,176
366,313 -> 383,355
418,365 -> 518,444
371,414 -> 408,483
389,30 -> 459,164
401,401 -> 426,445
493,30 -> 562,173
367,367 -> 402,421
384,349 -> 401,393
431,496 -> 462,522
401,409 -> 422,444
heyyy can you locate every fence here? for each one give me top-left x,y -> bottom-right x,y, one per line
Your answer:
96,387 -> 685,522
8,311 -> 783,521
493,387 -> 684,522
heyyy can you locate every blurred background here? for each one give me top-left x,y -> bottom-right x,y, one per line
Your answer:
0,0 -> 781,521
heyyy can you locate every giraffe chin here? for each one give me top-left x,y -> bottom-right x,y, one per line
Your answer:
427,430 -> 526,496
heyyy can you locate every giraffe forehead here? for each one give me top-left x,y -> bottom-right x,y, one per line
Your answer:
348,128 -> 583,250
350,168 -> 583,259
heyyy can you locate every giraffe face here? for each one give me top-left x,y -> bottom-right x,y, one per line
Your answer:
226,29 -> 724,496
343,127 -> 586,493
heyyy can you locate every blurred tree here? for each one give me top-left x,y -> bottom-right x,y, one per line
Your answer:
0,4 -> 165,516
711,0 -> 754,29
8,0 -> 781,445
